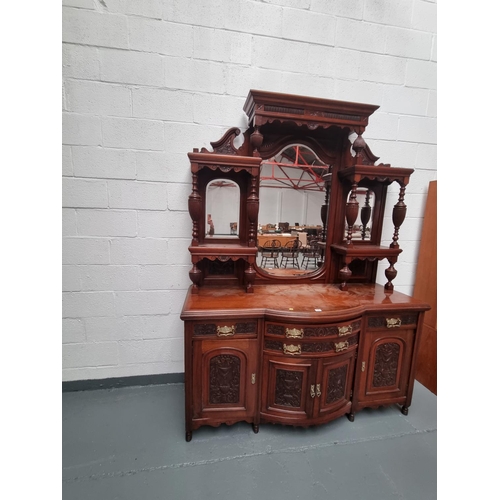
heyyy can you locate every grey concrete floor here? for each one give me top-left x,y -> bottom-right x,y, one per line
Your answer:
62,381 -> 437,500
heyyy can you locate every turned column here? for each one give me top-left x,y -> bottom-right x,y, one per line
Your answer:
189,258 -> 202,294
244,261 -> 256,293
247,175 -> 259,247
360,190 -> 372,241
340,182 -> 359,291
384,257 -> 398,293
188,170 -> 201,246
345,182 -> 359,246
390,182 -> 408,249
384,182 -> 408,292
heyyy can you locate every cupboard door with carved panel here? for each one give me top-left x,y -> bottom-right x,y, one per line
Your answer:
192,339 -> 258,422
317,351 -> 357,419
261,354 -> 316,423
357,329 -> 415,406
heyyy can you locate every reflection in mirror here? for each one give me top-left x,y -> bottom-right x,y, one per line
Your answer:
345,188 -> 375,241
205,179 -> 240,238
257,144 -> 331,276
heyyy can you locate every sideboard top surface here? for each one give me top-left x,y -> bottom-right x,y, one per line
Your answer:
181,284 -> 430,322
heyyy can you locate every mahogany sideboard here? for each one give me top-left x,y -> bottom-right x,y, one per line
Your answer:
181,283 -> 430,441
181,90 -> 431,441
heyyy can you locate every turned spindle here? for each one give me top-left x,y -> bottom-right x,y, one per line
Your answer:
188,171 -> 201,246
384,258 -> 398,292
247,176 -> 259,247
345,183 -> 359,245
189,263 -> 202,293
391,183 -> 407,249
244,263 -> 256,293
339,259 -> 352,291
360,190 -> 372,240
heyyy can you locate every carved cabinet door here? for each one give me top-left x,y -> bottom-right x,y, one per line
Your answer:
357,330 -> 415,404
261,354 -> 316,423
316,351 -> 357,418
192,339 -> 258,421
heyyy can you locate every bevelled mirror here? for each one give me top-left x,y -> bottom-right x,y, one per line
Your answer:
205,179 -> 240,239
257,144 -> 331,276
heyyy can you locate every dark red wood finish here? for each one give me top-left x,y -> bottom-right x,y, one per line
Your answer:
182,91 -> 430,440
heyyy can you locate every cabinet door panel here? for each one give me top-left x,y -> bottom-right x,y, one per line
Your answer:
358,330 -> 415,403
318,351 -> 356,416
261,354 -> 315,421
193,339 -> 257,419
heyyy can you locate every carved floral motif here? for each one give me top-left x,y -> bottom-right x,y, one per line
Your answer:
275,369 -> 303,407
209,355 -> 241,404
326,365 -> 348,404
373,342 -> 401,387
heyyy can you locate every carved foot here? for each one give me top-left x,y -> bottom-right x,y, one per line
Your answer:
185,431 -> 192,442
347,413 -> 355,422
401,406 -> 409,416
252,423 -> 259,434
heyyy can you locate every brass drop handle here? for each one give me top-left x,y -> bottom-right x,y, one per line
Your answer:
334,341 -> 350,352
361,361 -> 366,372
316,384 -> 321,397
217,325 -> 235,337
338,325 -> 352,336
283,344 -> 301,355
386,318 -> 401,328
286,327 -> 304,339
310,385 -> 316,398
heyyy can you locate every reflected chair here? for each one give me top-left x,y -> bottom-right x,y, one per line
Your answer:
301,239 -> 321,269
280,239 -> 302,269
260,239 -> 281,268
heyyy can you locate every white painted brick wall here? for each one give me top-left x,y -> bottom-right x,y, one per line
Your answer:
62,0 -> 437,382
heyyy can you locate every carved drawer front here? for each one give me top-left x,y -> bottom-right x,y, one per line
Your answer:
366,314 -> 417,331
193,320 -> 258,338
264,334 -> 359,357
265,320 -> 361,340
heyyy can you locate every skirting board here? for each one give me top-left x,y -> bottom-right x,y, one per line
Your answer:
62,373 -> 185,392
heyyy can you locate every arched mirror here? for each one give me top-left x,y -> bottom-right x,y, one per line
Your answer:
344,188 -> 375,241
205,179 -> 240,239
257,144 -> 331,276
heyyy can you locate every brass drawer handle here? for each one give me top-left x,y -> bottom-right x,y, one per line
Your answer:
386,318 -> 401,328
283,344 -> 301,355
316,384 -> 321,397
217,325 -> 235,337
338,325 -> 352,336
334,341 -> 350,352
286,327 -> 304,339
310,385 -> 316,398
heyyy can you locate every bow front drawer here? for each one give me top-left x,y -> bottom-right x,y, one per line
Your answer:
265,320 -> 361,340
264,333 -> 359,356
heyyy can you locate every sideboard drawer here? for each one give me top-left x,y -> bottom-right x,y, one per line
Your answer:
264,333 -> 359,357
192,319 -> 258,338
265,320 -> 361,340
366,314 -> 418,331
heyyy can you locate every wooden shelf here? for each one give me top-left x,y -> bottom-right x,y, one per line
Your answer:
331,244 -> 402,260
